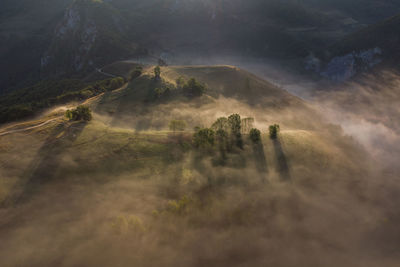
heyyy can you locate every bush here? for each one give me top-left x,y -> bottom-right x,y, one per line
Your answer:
183,78 -> 206,97
110,77 -> 125,90
269,124 -> 280,139
249,128 -> 261,143
176,76 -> 185,89
154,66 -> 161,80
153,87 -> 171,99
129,66 -> 143,81
65,105 -> 92,121
169,120 -> 187,132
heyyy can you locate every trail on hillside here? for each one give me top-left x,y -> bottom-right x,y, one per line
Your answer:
0,118 -> 60,137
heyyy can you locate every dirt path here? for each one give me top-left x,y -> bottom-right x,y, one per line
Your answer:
96,68 -> 117,78
0,118 -> 60,137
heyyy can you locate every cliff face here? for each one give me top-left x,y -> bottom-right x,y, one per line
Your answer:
315,14 -> 400,81
40,0 -> 141,78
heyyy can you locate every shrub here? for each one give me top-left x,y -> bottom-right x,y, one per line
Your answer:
183,78 -> 206,97
154,66 -> 161,80
166,195 -> 192,215
153,87 -> 171,99
176,76 -> 185,88
110,77 -> 125,90
65,105 -> 92,121
129,66 -> 143,81
269,124 -> 280,139
249,128 -> 261,143
169,120 -> 187,132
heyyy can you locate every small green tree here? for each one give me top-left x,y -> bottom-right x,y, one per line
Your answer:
228,114 -> 243,149
249,128 -> 261,143
65,105 -> 92,121
183,78 -> 206,97
193,128 -> 215,149
216,129 -> 228,159
169,120 -> 187,133
129,66 -> 143,81
269,124 -> 280,139
154,66 -> 161,80
211,117 -> 229,132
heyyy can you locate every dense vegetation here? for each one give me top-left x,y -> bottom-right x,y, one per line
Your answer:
0,77 -> 124,124
146,67 -> 206,102
65,105 -> 92,121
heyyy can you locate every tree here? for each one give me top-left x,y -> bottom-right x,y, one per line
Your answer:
241,117 -> 255,134
183,78 -> 206,97
154,66 -> 161,80
211,117 -> 229,132
228,114 -> 243,149
129,66 -> 143,81
65,105 -> 92,121
169,120 -> 187,133
228,114 -> 241,134
193,128 -> 215,149
249,128 -> 261,143
269,124 -> 280,139
176,76 -> 185,89
216,129 -> 228,159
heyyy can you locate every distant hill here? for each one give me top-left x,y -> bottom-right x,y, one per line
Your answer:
316,14 -> 400,81
3,0 -> 400,93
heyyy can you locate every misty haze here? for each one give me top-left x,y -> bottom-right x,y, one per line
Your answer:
1,1 -> 400,266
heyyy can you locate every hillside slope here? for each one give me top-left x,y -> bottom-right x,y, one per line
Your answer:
1,64 -> 398,266
93,65 -> 321,132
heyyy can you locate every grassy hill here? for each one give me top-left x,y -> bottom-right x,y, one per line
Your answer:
0,64 -> 391,267
94,65 -> 318,131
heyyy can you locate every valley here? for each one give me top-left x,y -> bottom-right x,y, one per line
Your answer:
1,1 -> 400,266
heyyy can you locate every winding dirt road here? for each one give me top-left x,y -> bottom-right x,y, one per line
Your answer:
0,118 -> 60,137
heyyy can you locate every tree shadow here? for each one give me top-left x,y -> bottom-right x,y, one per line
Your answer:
272,138 -> 291,181
251,141 -> 268,182
5,122 -> 87,205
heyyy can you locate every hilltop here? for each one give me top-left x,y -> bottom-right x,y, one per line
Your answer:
1,63 -> 395,267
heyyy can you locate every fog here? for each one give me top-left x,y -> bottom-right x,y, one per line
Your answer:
1,57 -> 400,267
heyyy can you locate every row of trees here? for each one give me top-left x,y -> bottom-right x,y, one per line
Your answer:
193,114 -> 280,151
151,66 -> 206,99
